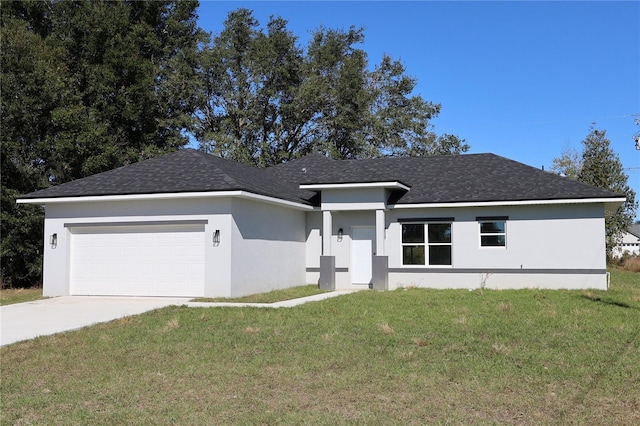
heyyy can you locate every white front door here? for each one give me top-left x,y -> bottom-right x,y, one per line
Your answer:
351,227 -> 375,285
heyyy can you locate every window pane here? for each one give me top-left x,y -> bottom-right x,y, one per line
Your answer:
428,223 -> 451,243
480,221 -> 505,234
481,235 -> 506,247
402,224 -> 424,243
403,245 -> 425,265
429,245 -> 452,265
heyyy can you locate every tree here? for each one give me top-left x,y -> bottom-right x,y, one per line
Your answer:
195,9 -> 467,166
576,126 -> 637,253
362,55 -> 468,158
195,9 -> 309,166
1,1 -> 65,287
1,0 -> 208,287
550,145 -> 582,179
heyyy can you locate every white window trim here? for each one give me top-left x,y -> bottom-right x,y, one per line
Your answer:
478,220 -> 507,249
401,222 -> 453,267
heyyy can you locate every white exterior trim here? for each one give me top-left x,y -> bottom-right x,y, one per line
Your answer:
17,190 -> 314,211
235,191 -> 314,210
390,197 -> 625,209
322,201 -> 387,211
301,181 -> 410,191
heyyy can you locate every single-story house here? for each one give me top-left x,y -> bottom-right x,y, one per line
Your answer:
18,149 -> 625,297
612,224 -> 640,258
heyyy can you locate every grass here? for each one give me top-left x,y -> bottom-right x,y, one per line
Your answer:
1,270 -> 638,424
610,253 -> 640,272
622,256 -> 640,272
0,287 -> 44,306
192,284 -> 327,303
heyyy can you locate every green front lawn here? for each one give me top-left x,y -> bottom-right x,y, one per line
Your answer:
1,270 -> 638,424
0,287 -> 43,306
193,284 -> 327,303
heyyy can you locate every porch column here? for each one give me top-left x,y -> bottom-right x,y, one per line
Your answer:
322,210 -> 332,256
375,209 -> 385,256
373,209 -> 388,291
319,210 -> 335,290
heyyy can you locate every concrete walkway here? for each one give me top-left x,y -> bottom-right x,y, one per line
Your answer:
0,291 -> 355,347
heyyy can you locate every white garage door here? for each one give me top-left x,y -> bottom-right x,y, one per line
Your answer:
69,223 -> 205,297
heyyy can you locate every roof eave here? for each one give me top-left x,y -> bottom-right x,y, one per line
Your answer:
390,197 -> 626,209
300,181 -> 411,191
16,190 -> 314,211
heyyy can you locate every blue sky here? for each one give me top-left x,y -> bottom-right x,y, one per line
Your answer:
197,1 -> 640,207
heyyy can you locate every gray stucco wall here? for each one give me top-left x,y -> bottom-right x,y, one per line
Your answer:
384,203 -> 608,289
230,198 -> 307,297
305,202 -> 609,291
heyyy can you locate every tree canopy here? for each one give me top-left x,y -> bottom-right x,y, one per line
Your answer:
577,126 -> 637,252
549,145 -> 582,179
194,9 -> 468,167
1,0 -> 207,287
551,126 -> 637,254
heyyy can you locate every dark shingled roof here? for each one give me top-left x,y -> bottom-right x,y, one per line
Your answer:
628,224 -> 640,238
265,153 -> 620,204
20,149 -> 622,205
20,150 -> 315,204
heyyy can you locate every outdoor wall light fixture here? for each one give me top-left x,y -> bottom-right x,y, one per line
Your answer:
213,229 -> 220,246
50,233 -> 58,249
337,228 -> 343,242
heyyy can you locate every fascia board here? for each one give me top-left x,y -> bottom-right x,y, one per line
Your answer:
17,190 -> 314,211
238,191 -> 315,210
320,201 -> 387,211
390,197 -> 627,209
300,181 -> 410,191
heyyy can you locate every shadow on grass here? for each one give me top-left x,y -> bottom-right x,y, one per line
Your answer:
580,294 -> 637,310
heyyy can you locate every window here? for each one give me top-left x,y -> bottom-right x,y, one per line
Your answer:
402,223 -> 452,266
479,220 -> 506,247
402,224 -> 425,265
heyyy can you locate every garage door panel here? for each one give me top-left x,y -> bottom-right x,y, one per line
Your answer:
70,225 -> 205,297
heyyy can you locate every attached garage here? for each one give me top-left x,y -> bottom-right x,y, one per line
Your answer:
68,222 -> 206,297
18,150 -> 314,298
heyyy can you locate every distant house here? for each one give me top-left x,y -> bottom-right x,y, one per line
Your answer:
18,149 -> 625,297
612,224 -> 640,258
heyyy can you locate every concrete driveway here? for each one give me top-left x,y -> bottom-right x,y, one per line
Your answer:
0,296 -> 191,346
0,291 -> 356,347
